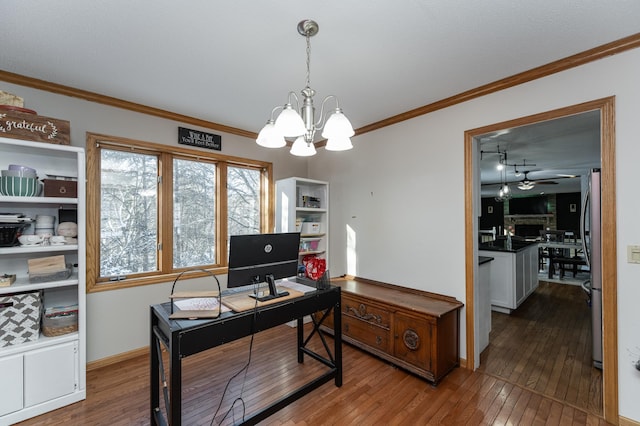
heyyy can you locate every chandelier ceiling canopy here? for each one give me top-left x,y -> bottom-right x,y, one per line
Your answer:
256,19 -> 354,156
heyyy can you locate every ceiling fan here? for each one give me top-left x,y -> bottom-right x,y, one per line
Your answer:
517,171 -> 558,190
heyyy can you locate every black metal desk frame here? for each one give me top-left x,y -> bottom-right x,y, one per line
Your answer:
150,286 -> 342,426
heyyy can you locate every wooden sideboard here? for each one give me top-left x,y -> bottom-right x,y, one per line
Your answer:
321,276 -> 464,384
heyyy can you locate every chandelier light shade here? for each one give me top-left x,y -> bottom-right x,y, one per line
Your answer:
256,120 -> 286,148
256,19 -> 354,156
290,136 -> 317,156
321,109 -> 355,139
325,136 -> 354,151
274,104 -> 306,137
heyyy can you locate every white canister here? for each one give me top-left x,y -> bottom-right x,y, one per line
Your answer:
35,215 -> 55,225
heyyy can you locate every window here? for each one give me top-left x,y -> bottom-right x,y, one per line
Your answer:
227,165 -> 261,236
100,148 -> 159,277
172,157 -> 217,269
87,133 -> 272,292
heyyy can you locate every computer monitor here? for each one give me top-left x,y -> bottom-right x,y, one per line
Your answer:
227,232 -> 301,302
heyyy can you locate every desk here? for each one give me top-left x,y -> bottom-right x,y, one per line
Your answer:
150,285 -> 342,425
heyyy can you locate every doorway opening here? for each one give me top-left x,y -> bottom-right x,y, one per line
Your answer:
464,97 -> 617,422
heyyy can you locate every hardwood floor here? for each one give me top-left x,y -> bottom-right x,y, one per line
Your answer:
477,280 -> 603,417
17,294 -> 609,425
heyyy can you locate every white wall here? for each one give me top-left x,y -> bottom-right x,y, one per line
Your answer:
5,46 -> 640,420
309,47 -> 640,422
1,81 -> 311,363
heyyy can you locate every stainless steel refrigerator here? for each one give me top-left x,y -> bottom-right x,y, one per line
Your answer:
581,168 -> 602,369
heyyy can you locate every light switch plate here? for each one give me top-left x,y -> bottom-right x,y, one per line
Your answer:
627,245 -> 640,264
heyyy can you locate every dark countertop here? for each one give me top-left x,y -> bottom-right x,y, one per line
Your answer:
479,256 -> 494,265
479,237 -> 539,253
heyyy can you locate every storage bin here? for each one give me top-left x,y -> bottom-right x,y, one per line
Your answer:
0,223 -> 29,247
0,291 -> 41,347
301,222 -> 321,234
300,239 -> 321,252
42,308 -> 78,337
43,179 -> 78,198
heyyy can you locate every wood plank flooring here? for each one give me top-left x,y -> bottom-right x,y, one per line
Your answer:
17,287 -> 609,425
477,280 -> 603,417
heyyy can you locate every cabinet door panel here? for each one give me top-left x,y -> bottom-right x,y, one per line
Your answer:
394,312 -> 431,370
24,341 -> 78,407
0,354 -> 23,416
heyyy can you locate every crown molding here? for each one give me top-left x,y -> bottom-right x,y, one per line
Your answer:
1,32 -> 639,139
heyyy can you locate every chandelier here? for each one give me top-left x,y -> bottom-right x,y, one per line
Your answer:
256,20 -> 355,156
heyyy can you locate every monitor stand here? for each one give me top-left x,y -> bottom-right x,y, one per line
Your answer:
249,274 -> 289,302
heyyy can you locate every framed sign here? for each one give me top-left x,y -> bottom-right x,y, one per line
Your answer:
178,127 -> 221,151
0,109 -> 70,145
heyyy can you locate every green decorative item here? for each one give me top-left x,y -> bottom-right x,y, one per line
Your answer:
0,176 -> 41,196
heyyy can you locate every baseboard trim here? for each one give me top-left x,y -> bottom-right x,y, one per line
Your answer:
620,416 -> 640,426
87,347 -> 149,372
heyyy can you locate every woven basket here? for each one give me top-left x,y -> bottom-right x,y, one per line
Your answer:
42,323 -> 78,337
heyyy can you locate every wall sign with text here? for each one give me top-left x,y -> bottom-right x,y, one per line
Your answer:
178,127 -> 221,151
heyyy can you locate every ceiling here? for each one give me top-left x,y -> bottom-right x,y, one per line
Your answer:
478,110 -> 601,198
0,1 -> 636,180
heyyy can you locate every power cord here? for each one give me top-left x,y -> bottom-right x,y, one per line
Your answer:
210,283 -> 261,425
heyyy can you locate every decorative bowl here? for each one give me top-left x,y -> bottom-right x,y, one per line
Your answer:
8,164 -> 37,174
19,234 -> 44,245
0,176 -> 41,197
2,169 -> 37,178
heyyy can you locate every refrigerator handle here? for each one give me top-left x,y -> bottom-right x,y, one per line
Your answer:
580,181 -> 591,268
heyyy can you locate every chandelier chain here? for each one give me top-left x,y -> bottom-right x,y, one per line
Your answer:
305,33 -> 312,89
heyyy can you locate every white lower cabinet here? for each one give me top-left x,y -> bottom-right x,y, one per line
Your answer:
0,341 -> 78,420
480,243 -> 539,314
0,354 -> 23,416
25,341 -> 78,407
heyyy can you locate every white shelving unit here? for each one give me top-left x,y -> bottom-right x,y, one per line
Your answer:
275,177 -> 329,275
0,136 -> 86,424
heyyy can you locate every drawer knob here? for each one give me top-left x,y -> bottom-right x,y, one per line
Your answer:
403,329 -> 420,351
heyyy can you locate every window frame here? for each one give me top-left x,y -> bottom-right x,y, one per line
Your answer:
86,132 -> 273,293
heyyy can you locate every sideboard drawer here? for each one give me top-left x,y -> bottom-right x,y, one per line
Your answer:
342,295 -> 391,328
342,313 -> 391,352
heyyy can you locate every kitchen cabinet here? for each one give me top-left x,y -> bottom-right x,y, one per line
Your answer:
479,241 -> 538,313
476,257 -> 493,359
0,136 -> 86,424
321,276 -> 463,384
275,177 -> 328,275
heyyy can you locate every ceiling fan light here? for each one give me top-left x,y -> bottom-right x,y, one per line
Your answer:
518,182 -> 535,190
325,136 -> 353,151
256,120 -> 286,148
275,104 -> 306,137
290,136 -> 316,156
321,109 -> 355,138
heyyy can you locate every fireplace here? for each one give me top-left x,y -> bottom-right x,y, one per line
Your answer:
515,224 -> 543,238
